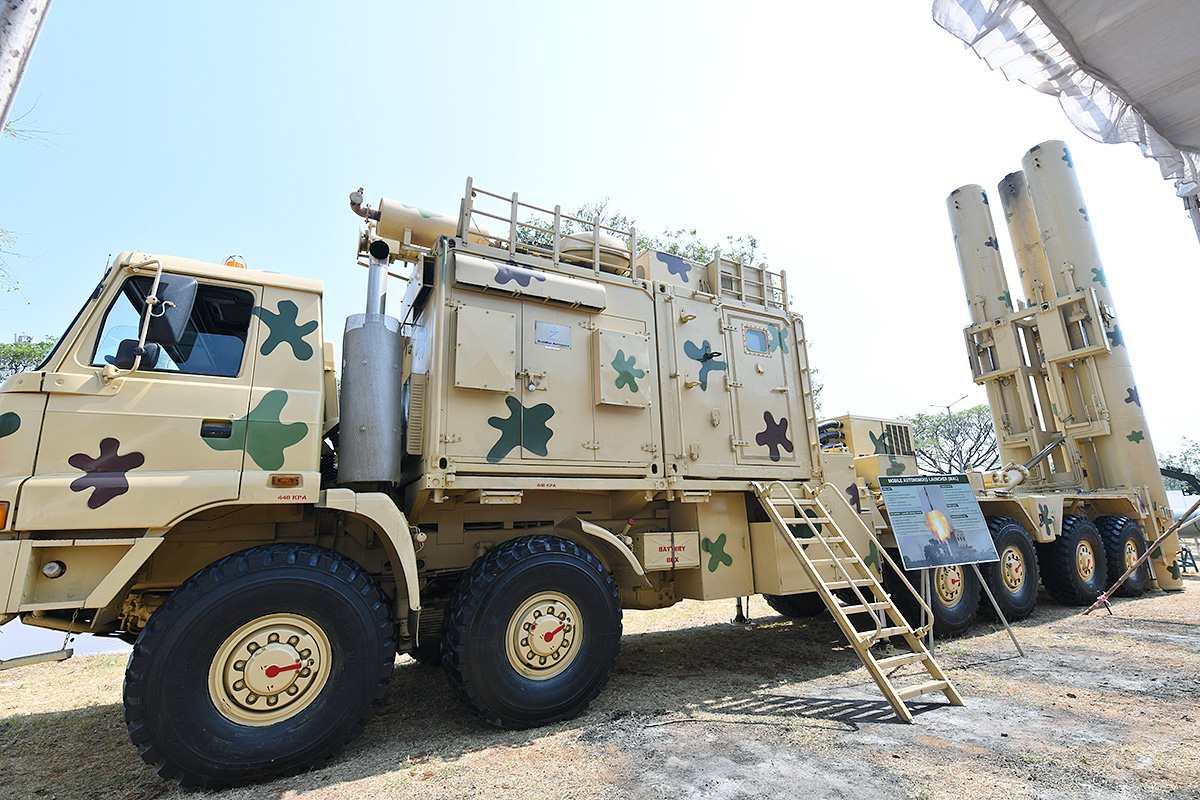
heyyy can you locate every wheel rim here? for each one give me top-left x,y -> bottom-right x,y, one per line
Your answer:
505,591 -> 582,681
207,613 -> 332,727
935,566 -> 966,607
1075,540 -> 1096,581
1124,539 -> 1140,573
1000,545 -> 1026,592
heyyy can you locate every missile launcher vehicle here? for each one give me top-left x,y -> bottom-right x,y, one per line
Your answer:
0,142 -> 1180,786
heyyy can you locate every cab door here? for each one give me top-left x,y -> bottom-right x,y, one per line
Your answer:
15,272 -> 259,530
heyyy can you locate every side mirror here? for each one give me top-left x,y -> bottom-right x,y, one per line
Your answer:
146,276 -> 197,346
114,340 -> 161,370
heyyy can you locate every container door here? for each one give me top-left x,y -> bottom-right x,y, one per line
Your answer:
667,295 -> 737,477
724,310 -> 803,468
519,305 -> 593,461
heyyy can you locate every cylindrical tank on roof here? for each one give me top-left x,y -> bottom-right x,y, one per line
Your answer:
947,184 -> 1013,324
376,197 -> 490,248
560,227 -> 632,273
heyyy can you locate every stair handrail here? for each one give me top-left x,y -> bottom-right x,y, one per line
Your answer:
754,480 -> 883,644
811,481 -> 935,638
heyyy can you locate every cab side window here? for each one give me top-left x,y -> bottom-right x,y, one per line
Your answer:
92,276 -> 255,378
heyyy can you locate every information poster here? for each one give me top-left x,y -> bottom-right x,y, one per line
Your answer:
878,475 -> 999,570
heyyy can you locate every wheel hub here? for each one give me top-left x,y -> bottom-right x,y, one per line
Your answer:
207,613 -> 331,726
1124,539 -> 1139,573
1000,545 -> 1026,592
1076,540 -> 1096,581
505,592 -> 582,680
935,566 -> 965,607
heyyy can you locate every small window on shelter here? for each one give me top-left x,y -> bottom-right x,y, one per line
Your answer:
745,328 -> 769,354
92,276 -> 255,377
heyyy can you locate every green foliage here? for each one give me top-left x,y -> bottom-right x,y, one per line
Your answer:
0,227 -> 18,290
903,404 -> 999,475
0,336 -> 57,379
1160,437 -> 1200,492
518,198 -> 763,265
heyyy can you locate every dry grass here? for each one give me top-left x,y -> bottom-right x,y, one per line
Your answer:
1,574 -> 1198,800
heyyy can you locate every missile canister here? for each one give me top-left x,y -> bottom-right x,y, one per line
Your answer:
997,171 -> 1053,307
1022,139 -> 1182,589
947,184 -> 1014,324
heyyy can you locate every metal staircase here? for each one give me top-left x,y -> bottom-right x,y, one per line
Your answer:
752,480 -> 964,722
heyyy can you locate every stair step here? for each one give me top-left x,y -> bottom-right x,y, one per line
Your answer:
873,651 -> 930,670
778,517 -> 834,526
806,557 -> 853,566
825,578 -> 875,589
896,680 -> 951,701
838,601 -> 892,613
873,626 -> 911,638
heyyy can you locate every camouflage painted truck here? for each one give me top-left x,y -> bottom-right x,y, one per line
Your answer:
0,142 -> 1182,787
821,140 -> 1186,639
0,176 -> 962,786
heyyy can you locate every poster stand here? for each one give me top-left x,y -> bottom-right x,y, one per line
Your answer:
880,475 -> 1024,658
920,565 -> 1024,657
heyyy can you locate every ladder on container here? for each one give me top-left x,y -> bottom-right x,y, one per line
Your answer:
751,480 -> 964,722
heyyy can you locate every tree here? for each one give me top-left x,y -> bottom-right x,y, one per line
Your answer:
903,404 -> 1000,475
0,336 -> 56,379
1160,437 -> 1200,492
518,200 -> 762,266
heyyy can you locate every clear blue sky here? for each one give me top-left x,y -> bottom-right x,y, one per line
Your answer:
2,1 -> 1197,453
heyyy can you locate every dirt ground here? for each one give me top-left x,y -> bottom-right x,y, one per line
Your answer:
1,574 -> 1198,800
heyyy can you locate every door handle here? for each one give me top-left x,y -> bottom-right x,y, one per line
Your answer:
200,420 -> 233,439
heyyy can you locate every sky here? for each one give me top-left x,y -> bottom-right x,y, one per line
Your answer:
2,1 -> 1198,457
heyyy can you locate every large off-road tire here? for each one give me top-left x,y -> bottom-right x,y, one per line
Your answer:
1098,515 -> 1149,597
1039,514 -> 1108,605
762,591 -> 828,618
123,544 -> 394,789
444,535 -> 621,729
978,516 -> 1040,622
884,550 -> 979,638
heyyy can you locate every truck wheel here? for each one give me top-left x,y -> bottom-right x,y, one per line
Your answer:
762,592 -> 827,618
1098,516 -> 1148,597
444,535 -> 621,729
1039,514 -> 1107,605
884,551 -> 979,638
978,516 -> 1039,622
123,544 -> 394,789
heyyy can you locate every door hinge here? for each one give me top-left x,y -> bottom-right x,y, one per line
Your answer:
641,443 -> 658,454
730,436 -> 748,451
582,441 -> 601,450
440,433 -> 462,444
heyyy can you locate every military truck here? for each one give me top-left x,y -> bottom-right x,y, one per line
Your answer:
0,176 -> 961,786
828,140 -> 1185,639
0,142 -> 1182,787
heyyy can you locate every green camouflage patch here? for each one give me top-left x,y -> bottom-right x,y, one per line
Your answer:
254,300 -> 318,360
701,533 -> 733,572
204,390 -> 308,470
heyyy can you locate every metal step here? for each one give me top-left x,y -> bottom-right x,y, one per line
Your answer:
0,648 -> 73,671
897,679 -> 952,701
838,600 -> 893,614
874,651 -> 931,671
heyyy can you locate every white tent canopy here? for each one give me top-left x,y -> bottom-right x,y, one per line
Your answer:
934,0 -> 1200,233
